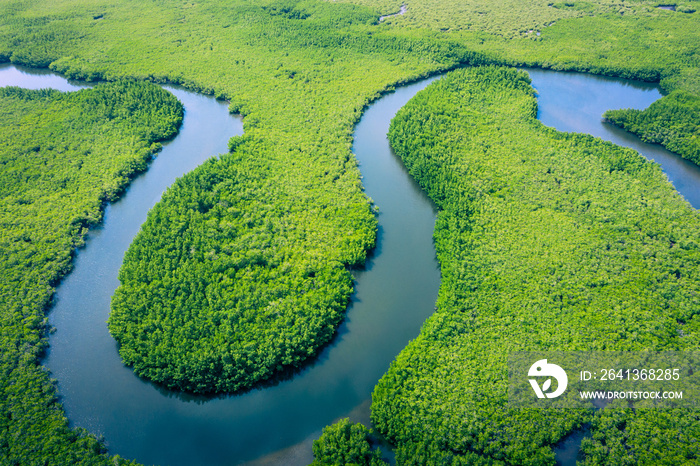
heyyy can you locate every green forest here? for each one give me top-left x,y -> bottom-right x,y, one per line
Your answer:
0,81 -> 181,464
604,90 -> 700,165
0,0 -> 698,463
101,3 -> 489,394
107,142 -> 375,393
375,66 -> 700,464
311,418 -> 386,466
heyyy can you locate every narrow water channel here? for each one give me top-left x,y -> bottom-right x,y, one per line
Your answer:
1,64 -> 697,466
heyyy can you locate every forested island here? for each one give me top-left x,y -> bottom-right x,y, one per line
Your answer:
0,0 -> 698,464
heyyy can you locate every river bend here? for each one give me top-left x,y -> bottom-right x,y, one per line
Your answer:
0,64 -> 697,466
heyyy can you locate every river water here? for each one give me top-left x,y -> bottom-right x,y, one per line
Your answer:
527,68 -> 700,209
0,64 -> 696,465
0,65 -> 441,465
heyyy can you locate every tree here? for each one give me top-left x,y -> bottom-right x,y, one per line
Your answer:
311,419 -> 387,466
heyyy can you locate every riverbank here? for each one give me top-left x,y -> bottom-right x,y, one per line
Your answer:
374,65 -> 700,465
0,65 -> 441,466
0,67 -> 185,466
4,61 -> 698,465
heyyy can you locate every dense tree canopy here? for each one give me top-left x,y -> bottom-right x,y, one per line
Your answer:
341,0 -> 700,159
100,1 -> 491,394
311,418 -> 386,466
373,66 -> 700,464
108,142 -> 374,392
0,81 -> 181,465
605,90 -> 700,165
0,0 -> 698,463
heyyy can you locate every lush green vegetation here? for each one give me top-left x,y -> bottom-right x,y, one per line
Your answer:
580,407 -> 700,465
344,0 -> 700,159
87,1 -> 487,394
107,141 -> 375,393
341,0 -> 700,89
311,418 -> 386,466
0,0 -> 483,460
0,0 -> 699,462
372,66 -> 700,464
483,10 -> 700,159
0,81 -> 181,465
347,0 -> 644,36
605,90 -> 700,165
469,2 -> 700,160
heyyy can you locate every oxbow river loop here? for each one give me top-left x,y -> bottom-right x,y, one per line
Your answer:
0,65 -> 442,465
0,64 -> 697,466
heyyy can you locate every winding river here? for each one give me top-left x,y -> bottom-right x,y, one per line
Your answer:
1,63 -> 698,466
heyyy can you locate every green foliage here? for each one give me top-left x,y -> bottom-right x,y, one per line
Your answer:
466,12 -> 700,92
605,90 -> 700,165
0,0 -> 699,462
107,141 -> 371,392
580,408 -> 700,465
342,0 -> 700,162
311,418 -> 386,466
372,66 -> 700,464
345,0 -> 638,37
0,0 -> 482,458
33,0 -> 482,394
475,1 -> 700,162
677,4 -> 697,14
551,1 -> 597,12
0,81 -> 180,465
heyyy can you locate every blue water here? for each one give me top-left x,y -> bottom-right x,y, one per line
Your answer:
1,63 -> 696,466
